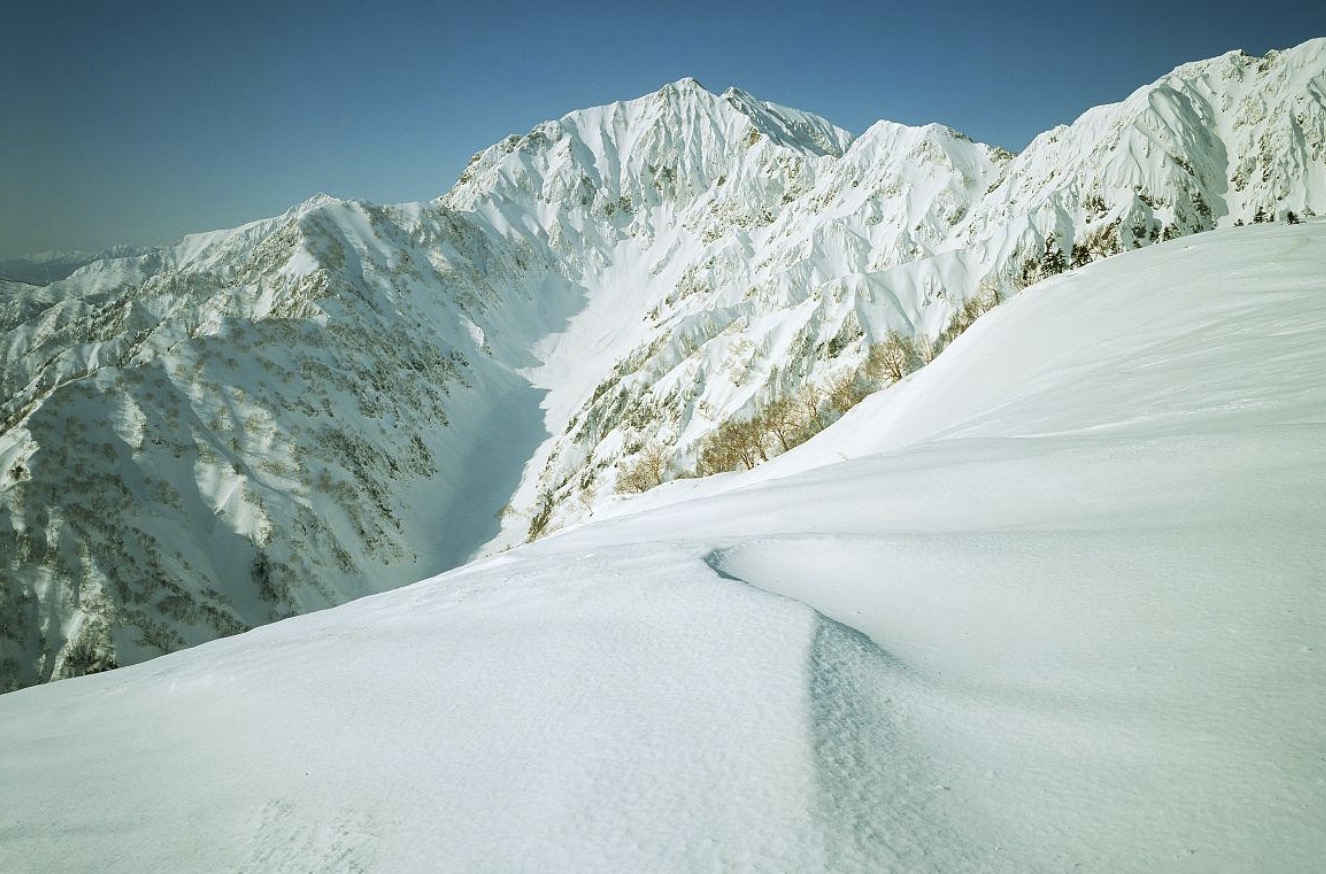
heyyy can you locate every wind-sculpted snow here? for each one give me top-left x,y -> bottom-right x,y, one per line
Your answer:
2,40 -> 1325,689
2,223 -> 1322,870
0,548 -> 841,870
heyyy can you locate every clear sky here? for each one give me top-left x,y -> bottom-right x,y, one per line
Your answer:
2,0 -> 1323,258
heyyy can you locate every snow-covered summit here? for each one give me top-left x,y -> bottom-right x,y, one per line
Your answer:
443,75 -> 854,225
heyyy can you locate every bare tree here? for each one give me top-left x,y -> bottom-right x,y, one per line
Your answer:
864,331 -> 917,384
696,424 -> 738,475
617,442 -> 671,493
730,418 -> 770,469
695,416 -> 771,476
825,372 -> 868,415
761,389 -> 820,452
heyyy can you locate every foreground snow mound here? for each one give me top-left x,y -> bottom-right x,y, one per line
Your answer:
2,222 -> 1323,872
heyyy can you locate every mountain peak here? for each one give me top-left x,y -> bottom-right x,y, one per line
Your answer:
665,76 -> 708,92
291,192 -> 344,213
646,76 -> 718,107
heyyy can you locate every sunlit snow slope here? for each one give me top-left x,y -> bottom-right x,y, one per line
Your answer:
2,222 -> 1322,872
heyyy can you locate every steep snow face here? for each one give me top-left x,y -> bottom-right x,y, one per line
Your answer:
2,223 -> 1322,872
3,41 -> 1325,690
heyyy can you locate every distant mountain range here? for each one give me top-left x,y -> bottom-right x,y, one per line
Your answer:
0,246 -> 160,286
2,38 -> 1323,691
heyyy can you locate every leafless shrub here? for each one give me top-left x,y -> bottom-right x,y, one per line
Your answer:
617,442 -> 671,493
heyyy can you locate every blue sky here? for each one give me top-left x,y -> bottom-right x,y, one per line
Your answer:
2,0 -> 1323,257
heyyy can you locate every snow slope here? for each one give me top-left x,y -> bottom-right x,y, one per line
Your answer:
3,40 -> 1324,690
2,221 -> 1322,872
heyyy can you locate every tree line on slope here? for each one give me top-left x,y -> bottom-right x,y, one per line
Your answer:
590,205 -> 1316,523
617,286 -> 1002,493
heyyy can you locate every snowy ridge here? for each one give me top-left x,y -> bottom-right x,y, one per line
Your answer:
2,222 -> 1322,871
961,38 -> 1326,260
2,40 -> 1325,689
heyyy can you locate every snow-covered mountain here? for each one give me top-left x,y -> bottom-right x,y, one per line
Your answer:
3,220 -> 1323,872
0,195 -> 580,688
445,39 -> 1326,548
1,39 -> 1324,690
